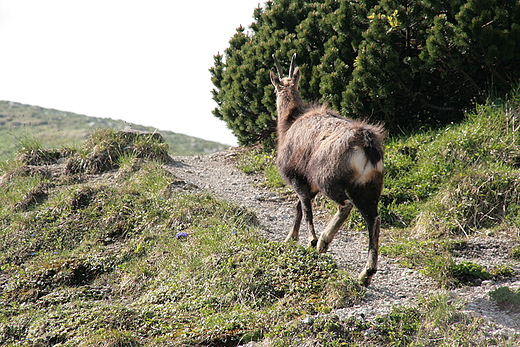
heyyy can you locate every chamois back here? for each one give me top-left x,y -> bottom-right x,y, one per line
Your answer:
276,105 -> 385,190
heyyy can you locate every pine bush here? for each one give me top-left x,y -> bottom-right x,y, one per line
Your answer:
211,0 -> 520,146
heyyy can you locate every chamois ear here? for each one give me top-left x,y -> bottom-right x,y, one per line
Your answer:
270,68 -> 281,87
292,67 -> 301,86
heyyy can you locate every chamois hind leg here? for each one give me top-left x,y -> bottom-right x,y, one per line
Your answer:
316,189 -> 353,253
354,200 -> 381,287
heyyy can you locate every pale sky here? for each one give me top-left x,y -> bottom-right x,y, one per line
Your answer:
0,1 -> 264,146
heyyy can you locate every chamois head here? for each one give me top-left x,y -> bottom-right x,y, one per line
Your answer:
270,54 -> 305,129
270,53 -> 301,96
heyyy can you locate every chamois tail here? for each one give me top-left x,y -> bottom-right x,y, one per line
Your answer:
361,127 -> 385,167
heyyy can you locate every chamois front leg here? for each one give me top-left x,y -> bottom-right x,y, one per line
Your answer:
285,200 -> 302,242
317,201 -> 353,253
301,198 -> 318,247
289,181 -> 318,247
359,215 -> 381,287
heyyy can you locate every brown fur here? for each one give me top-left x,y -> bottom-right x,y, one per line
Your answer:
270,54 -> 385,287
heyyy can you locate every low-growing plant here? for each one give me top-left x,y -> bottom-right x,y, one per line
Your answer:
380,239 -> 455,286
11,134 -> 78,167
137,238 -> 363,345
236,148 -> 285,188
416,165 -> 520,236
236,148 -> 275,174
78,329 -> 141,347
510,245 -> 520,260
375,306 -> 423,346
3,255 -> 113,303
264,161 -> 286,188
490,265 -> 516,280
383,95 -> 520,234
450,261 -> 491,286
489,286 -> 520,313
380,240 -> 503,287
66,129 -> 170,174
369,293 -> 511,346
409,293 -> 500,346
267,293 -> 510,346
0,174 -> 47,214
269,314 -> 353,347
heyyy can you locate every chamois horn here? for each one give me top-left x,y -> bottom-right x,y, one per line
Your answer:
272,54 -> 283,79
288,53 -> 297,78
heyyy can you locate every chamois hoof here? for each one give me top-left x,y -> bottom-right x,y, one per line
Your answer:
358,269 -> 377,287
316,239 -> 330,253
285,235 -> 298,243
308,239 -> 318,248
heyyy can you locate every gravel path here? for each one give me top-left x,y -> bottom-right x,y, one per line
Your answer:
170,148 -> 520,338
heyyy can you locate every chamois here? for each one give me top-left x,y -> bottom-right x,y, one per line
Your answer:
270,54 -> 385,286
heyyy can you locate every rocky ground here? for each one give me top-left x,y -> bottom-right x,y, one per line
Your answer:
169,148 -> 520,339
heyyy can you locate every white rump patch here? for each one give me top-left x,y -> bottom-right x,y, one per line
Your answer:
351,147 -> 383,185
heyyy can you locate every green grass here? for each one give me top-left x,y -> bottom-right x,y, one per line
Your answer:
380,239 -> 517,288
0,130 -> 364,346
383,94 -> 520,236
268,293 -> 516,346
490,286 -> 520,313
511,245 -> 520,260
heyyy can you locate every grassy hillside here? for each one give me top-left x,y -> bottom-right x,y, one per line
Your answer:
1,92 -> 520,345
0,100 -> 229,159
0,129 -> 364,346
380,97 -> 520,233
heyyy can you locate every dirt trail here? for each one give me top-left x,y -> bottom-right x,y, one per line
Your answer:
170,148 -> 520,337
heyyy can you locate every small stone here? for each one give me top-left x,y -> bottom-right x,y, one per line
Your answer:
301,316 -> 314,325
364,328 -> 378,338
